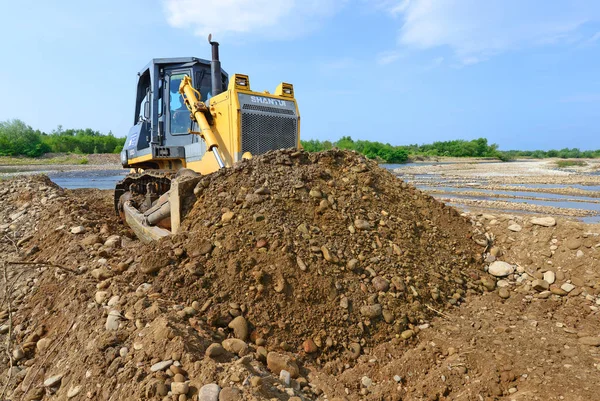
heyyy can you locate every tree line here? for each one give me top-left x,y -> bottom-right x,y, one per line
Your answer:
0,119 -> 125,157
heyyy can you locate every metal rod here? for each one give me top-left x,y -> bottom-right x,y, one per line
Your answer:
212,148 -> 225,168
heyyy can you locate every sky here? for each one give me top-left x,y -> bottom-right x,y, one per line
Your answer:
1,0 -> 600,150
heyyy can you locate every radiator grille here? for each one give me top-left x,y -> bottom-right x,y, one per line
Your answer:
242,104 -> 295,115
241,112 -> 298,155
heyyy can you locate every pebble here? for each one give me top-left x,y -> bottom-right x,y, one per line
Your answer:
543,271 -> 555,285
488,261 -> 514,277
507,224 -> 522,232
171,382 -> 190,395
150,360 -> 173,372
296,256 -> 307,271
360,304 -> 382,319
228,316 -> 248,340
95,291 -> 108,304
43,374 -> 63,388
199,383 -> 220,401
67,385 -> 82,398
119,347 -> 128,358
401,329 -> 415,340
361,376 -> 373,388
303,338 -> 318,353
498,288 -> 510,299
105,310 -> 121,331
280,369 -> 291,386
36,338 -> 52,353
70,225 -> 86,234
221,211 -> 235,223
222,339 -> 248,356
205,343 -> 225,358
561,283 -> 575,293
218,387 -> 241,401
532,279 -> 549,292
576,250 -> 584,258
530,217 -> 556,227
372,276 -> 390,292
353,219 -> 371,230
267,352 -> 300,378
566,238 -> 582,250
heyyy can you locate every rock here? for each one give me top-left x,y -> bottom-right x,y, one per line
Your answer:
81,234 -> 101,246
219,387 -> 241,401
400,330 -> 414,340
578,337 -> 600,346
296,256 -> 307,271
361,376 -> 373,388
321,246 -> 333,262
481,276 -> 496,291
354,219 -> 371,230
360,304 -> 382,319
576,250 -> 584,258
250,376 -> 263,387
309,188 -> 322,198
43,374 -> 63,388
105,310 -> 121,331
279,369 -> 291,386
199,383 -> 221,401
267,352 -> 300,378
36,338 -> 52,353
171,382 -> 190,395
119,347 -> 128,358
488,261 -> 514,277
70,226 -> 86,234
95,291 -> 108,304
550,286 -> 567,296
372,276 -> 390,292
104,235 -> 121,248
340,297 -> 349,309
498,288 -> 510,299
12,348 -> 24,360
566,239 -> 582,250
205,343 -> 225,358
221,211 -> 235,223
222,339 -> 248,356
107,295 -> 120,307
228,316 -> 248,340
561,283 -> 575,293
543,271 -> 555,284
67,385 -> 82,398
303,338 -> 318,353
150,360 -> 173,372
531,217 -> 556,227
91,268 -> 112,280
532,279 -> 549,292
507,224 -> 522,232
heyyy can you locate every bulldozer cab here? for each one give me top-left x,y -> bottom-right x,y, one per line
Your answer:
121,58 -> 228,169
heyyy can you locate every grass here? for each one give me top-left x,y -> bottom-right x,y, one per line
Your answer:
0,153 -> 88,165
556,159 -> 587,168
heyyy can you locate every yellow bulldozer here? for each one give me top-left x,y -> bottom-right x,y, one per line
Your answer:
115,36 -> 300,242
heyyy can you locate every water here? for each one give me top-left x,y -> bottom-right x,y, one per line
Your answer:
49,169 -> 127,189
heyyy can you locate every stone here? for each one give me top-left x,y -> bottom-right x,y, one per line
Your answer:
498,288 -> 510,299
219,387 -> 241,401
81,234 -> 101,246
309,188 -> 322,198
296,256 -> 307,271
550,286 -> 567,296
576,250 -> 584,258
481,276 -> 496,291
354,219 -> 371,230
105,310 -> 121,331
488,261 -> 514,277
543,271 -> 555,285
303,338 -> 318,353
340,296 -> 349,309
222,339 -> 248,356
250,376 -> 262,387
361,376 -> 373,388
400,330 -> 414,340
95,291 -> 108,304
43,374 -> 63,387
70,226 -> 86,234
507,224 -> 522,232
221,211 -> 235,223
321,246 -> 333,262
531,217 -> 556,227
561,283 -> 575,293
171,382 -> 189,395
267,352 -> 300,378
360,304 -> 382,319
279,369 -> 291,386
36,338 -> 52,353
372,276 -> 390,292
228,316 -> 248,340
104,235 -> 121,248
67,385 -> 82,398
12,348 -> 24,360
150,360 -> 173,372
198,383 -> 221,401
578,337 -> 600,346
119,347 -> 128,358
566,239 -> 582,250
107,295 -> 120,307
205,343 -> 225,358
91,268 -> 112,280
532,279 -> 549,292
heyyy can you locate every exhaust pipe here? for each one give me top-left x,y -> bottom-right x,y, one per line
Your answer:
208,34 -> 223,97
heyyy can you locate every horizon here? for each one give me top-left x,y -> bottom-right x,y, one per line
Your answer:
1,1 -> 599,151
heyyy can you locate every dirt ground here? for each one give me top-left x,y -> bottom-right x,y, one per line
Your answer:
1,150 -> 599,401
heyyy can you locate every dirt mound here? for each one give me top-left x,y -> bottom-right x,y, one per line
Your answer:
128,149 -> 482,357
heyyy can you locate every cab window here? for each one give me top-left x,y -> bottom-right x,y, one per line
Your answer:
169,73 -> 191,135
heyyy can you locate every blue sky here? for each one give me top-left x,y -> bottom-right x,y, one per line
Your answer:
1,0 -> 600,150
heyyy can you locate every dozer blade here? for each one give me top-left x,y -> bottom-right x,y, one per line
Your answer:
122,201 -> 171,243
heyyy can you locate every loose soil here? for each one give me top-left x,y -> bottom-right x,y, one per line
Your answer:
1,150 -> 599,401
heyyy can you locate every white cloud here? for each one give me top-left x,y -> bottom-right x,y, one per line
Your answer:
163,0 -> 345,38
376,50 -> 402,65
381,0 -> 600,64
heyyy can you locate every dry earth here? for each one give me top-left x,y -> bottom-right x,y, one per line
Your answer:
1,150 -> 599,401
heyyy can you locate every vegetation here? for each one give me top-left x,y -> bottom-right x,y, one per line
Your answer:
0,119 -> 125,157
0,154 -> 88,165
555,160 -> 587,168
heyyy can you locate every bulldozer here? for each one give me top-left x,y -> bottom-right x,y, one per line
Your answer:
115,37 -> 300,242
